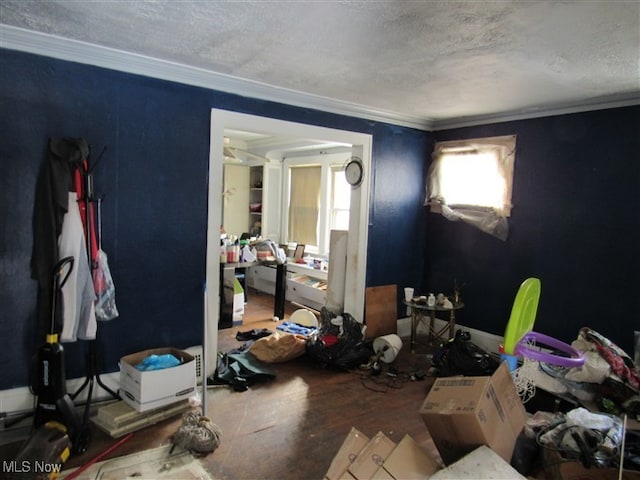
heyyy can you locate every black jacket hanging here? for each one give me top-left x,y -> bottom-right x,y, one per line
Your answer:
31,137 -> 89,333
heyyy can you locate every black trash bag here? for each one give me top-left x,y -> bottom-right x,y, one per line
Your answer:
306,307 -> 372,371
432,329 -> 499,377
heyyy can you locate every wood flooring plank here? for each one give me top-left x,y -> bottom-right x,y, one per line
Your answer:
1,293 -> 446,480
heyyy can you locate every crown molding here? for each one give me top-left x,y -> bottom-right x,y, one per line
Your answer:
0,24 -> 433,131
2,24 -> 638,133
431,94 -> 640,131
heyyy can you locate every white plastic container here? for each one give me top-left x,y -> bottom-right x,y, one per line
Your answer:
372,334 -> 403,363
427,293 -> 436,307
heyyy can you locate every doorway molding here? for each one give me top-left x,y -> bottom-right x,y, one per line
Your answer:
205,109 -> 372,371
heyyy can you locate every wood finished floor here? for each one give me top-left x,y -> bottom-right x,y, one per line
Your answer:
2,289 -> 444,480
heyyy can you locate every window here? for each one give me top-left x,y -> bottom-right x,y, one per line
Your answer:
288,165 -> 321,246
426,135 -> 516,239
329,166 -> 351,231
285,154 -> 351,254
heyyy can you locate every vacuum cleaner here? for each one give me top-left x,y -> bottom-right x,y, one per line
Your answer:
8,421 -> 72,480
32,256 -> 89,455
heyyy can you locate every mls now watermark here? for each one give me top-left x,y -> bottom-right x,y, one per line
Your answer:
3,460 -> 62,475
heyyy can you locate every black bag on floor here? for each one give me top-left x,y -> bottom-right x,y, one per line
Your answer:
432,329 -> 499,377
306,308 -> 371,371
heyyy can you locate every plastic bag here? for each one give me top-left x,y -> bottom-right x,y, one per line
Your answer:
93,249 -> 119,321
565,407 -> 614,431
136,353 -> 180,371
440,203 -> 509,241
564,347 -> 610,384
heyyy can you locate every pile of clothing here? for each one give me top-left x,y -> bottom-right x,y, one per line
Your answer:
538,328 -> 639,417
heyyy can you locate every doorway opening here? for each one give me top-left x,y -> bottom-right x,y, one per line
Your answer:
205,109 -> 372,372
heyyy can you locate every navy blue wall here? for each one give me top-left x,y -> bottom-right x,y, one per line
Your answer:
428,106 -> 640,354
2,48 -> 637,392
0,49 -> 429,390
367,123 -> 432,289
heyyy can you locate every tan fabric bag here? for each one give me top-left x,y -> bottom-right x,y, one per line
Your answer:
250,330 -> 307,363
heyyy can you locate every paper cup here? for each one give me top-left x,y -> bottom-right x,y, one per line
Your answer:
404,287 -> 414,316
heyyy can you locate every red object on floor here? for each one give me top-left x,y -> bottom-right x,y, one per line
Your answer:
322,334 -> 339,347
64,433 -> 133,480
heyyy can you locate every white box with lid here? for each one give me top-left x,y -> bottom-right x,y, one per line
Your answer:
119,347 -> 196,412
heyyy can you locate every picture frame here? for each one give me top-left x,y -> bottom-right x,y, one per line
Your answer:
293,244 -> 305,261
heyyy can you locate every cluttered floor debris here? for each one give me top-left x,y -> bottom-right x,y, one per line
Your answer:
60,444 -> 214,480
2,291 -> 639,480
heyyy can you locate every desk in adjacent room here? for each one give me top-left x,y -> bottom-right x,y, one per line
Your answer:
219,261 -> 287,329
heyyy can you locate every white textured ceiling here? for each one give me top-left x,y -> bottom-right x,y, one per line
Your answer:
1,0 -> 639,128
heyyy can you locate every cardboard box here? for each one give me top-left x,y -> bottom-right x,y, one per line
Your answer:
373,434 -> 440,479
325,427 -> 370,480
419,362 -> 527,465
348,431 -> 396,480
370,468 -> 394,479
119,347 -> 196,412
233,278 -> 244,325
327,428 -> 442,480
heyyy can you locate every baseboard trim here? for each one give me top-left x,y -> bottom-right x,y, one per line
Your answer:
2,323 -> 501,418
397,316 -> 503,354
1,372 -> 120,419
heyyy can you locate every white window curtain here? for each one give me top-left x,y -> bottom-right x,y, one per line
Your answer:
288,165 -> 321,246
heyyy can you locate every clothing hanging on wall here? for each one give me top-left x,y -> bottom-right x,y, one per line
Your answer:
28,137 -> 119,446
31,138 -> 89,334
58,192 -> 97,342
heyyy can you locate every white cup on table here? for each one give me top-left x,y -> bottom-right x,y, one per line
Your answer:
404,287 -> 414,315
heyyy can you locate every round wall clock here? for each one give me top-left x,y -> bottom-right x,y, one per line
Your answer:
344,156 -> 364,187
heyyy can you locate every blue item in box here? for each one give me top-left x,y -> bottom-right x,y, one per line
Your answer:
136,353 -> 180,371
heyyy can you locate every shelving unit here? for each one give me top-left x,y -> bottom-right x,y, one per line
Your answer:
286,262 -> 328,311
249,166 -> 263,236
